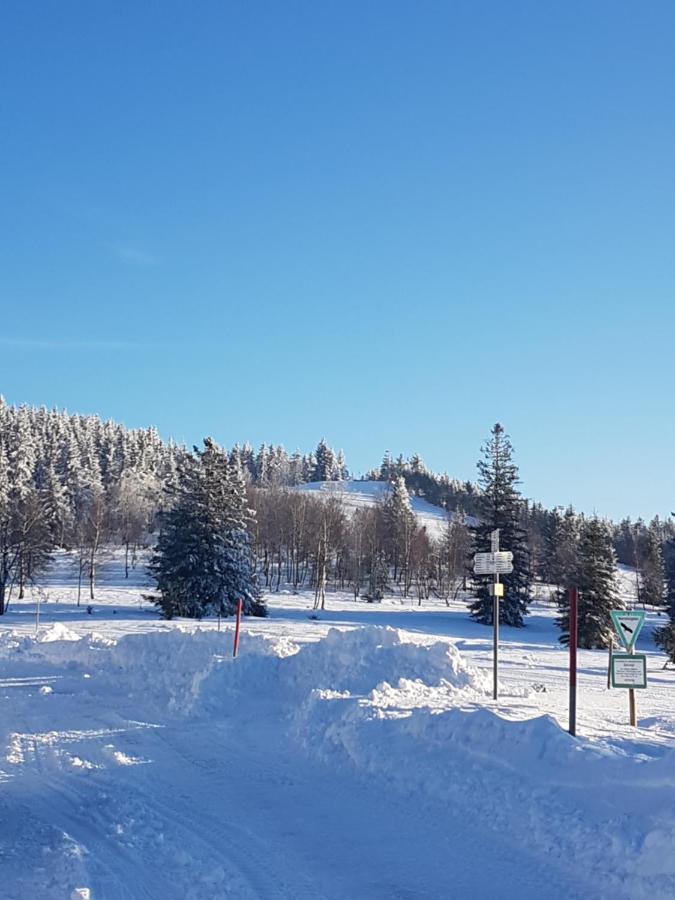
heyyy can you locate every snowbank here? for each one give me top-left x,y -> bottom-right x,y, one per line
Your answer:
2,624 -> 674,898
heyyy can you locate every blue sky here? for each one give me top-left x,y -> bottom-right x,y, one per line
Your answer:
1,1 -> 674,520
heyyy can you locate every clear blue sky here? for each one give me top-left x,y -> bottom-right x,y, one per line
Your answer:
1,2 -> 674,521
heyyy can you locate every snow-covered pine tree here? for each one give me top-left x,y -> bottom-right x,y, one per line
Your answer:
380,451 -> 393,481
149,439 -> 264,620
544,505 -> 580,600
313,439 -> 338,481
558,516 -> 619,648
336,449 -> 348,481
365,553 -> 389,602
470,424 -> 530,627
220,454 -> 265,615
654,527 -> 675,665
640,518 -> 665,608
0,441 -> 11,615
384,476 -> 417,594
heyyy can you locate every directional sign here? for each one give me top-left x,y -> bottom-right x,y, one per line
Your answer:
610,610 -> 645,651
611,653 -> 647,689
473,551 -> 514,575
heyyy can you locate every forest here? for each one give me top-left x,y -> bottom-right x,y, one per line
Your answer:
0,398 -> 673,657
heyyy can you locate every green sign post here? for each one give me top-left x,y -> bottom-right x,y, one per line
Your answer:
609,610 -> 647,726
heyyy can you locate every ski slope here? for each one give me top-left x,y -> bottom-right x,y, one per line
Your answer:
296,480 -> 474,540
0,555 -> 674,899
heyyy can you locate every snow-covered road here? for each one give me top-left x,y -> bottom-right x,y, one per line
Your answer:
1,623 -> 673,899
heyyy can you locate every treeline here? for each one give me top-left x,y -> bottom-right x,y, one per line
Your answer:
0,398 -> 348,611
366,452 -> 482,517
1,400 -> 674,664
368,450 -> 675,589
0,399 -> 182,611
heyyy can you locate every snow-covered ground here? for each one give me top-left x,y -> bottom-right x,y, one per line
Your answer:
296,480 -> 474,539
1,552 -> 674,899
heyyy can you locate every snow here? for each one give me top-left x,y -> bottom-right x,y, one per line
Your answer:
296,479 -> 475,538
0,553 -> 674,898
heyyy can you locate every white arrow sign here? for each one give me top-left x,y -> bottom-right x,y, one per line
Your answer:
473,551 -> 514,575
610,610 -> 645,651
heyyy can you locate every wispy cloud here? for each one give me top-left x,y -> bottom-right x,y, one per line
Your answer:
0,338 -> 154,351
108,243 -> 159,267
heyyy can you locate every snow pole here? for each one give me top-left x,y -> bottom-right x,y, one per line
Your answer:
568,586 -> 578,736
233,598 -> 243,658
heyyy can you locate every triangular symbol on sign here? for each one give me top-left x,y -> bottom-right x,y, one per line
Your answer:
610,610 -> 645,650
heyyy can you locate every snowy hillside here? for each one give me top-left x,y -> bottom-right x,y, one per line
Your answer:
296,479 -> 475,540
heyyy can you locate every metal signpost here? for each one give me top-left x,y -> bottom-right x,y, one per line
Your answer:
233,598 -> 243,658
609,610 -> 646,727
473,531 -> 513,701
568,587 -> 578,736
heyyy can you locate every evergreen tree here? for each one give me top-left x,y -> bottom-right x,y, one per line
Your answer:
149,439 -> 264,620
384,476 -> 417,593
314,439 -> 338,481
640,518 -> 665,608
470,424 -> 530,627
380,451 -> 393,481
336,449 -> 348,481
365,554 -> 389,602
654,526 -> 675,665
544,506 -> 580,599
558,517 -> 619,648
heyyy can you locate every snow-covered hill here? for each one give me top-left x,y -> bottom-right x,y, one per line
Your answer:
296,479 -> 475,540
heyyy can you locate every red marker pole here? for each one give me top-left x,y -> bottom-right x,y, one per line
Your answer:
233,598 -> 243,658
569,586 -> 578,736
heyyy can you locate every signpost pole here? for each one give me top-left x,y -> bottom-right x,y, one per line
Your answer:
628,645 -> 637,727
491,529 -> 500,702
473,531 -> 510,704
607,634 -> 613,689
493,571 -> 499,701
233,598 -> 243,658
569,586 -> 578,736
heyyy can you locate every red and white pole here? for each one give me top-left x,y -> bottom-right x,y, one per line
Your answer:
233,598 -> 243,658
569,586 -> 578,736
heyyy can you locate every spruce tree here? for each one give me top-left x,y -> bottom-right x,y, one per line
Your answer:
558,516 -> 619,648
640,518 -> 665,608
654,528 -> 675,665
314,439 -> 338,481
150,439 -> 264,620
544,505 -> 580,600
470,424 -> 530,627
384,476 -> 416,593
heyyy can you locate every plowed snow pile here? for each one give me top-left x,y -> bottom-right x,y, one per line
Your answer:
0,625 -> 673,899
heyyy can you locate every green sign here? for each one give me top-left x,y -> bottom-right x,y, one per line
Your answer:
610,610 -> 645,650
611,653 -> 647,689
